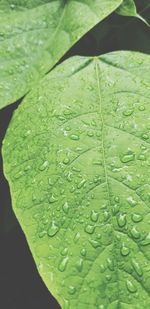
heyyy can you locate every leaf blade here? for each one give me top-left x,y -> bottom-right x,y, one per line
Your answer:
3,51 -> 150,308
0,0 -> 122,109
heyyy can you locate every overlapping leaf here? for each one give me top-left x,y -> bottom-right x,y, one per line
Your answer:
116,0 -> 149,26
3,51 -> 150,308
0,0 -> 122,109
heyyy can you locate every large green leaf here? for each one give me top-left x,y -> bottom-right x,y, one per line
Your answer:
3,51 -> 150,308
0,0 -> 122,110
116,0 -> 149,26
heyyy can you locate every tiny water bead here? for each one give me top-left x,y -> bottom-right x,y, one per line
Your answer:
47,221 -> 59,237
58,256 -> 69,272
49,194 -> 58,203
70,134 -> 79,140
121,244 -> 130,256
131,259 -> 143,277
84,224 -> 95,234
117,213 -> 126,228
76,258 -> 84,272
63,202 -> 69,214
123,109 -> 134,116
91,210 -> 99,222
39,160 -> 49,171
80,248 -> 86,256
68,286 -> 76,295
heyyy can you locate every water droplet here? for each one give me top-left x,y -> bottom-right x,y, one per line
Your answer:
72,166 -> 81,172
131,213 -> 143,223
126,279 -> 137,293
123,109 -> 133,116
74,232 -> 80,243
84,224 -> 95,234
58,256 -> 69,272
104,210 -> 110,221
39,160 -> 48,171
49,194 -> 58,203
112,204 -> 120,215
139,106 -> 145,111
142,134 -> 149,140
91,210 -> 99,222
117,214 -> 126,228
77,179 -> 86,189
127,196 -> 137,207
76,258 -> 83,272
131,227 -> 140,239
121,244 -> 130,256
89,239 -> 101,248
47,221 -> 59,237
87,131 -> 94,137
138,154 -> 146,161
38,230 -> 46,238
61,248 -> 68,256
121,153 -> 135,163
80,248 -> 86,256
106,274 -> 112,281
70,134 -> 79,141
63,158 -> 70,164
68,286 -> 76,295
63,202 -> 69,214
64,299 -> 70,309
140,233 -> 150,246
107,258 -> 114,271
10,4 -> 15,9
114,196 -> 120,203
131,259 -> 143,277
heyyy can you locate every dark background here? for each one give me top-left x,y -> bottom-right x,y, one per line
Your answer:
0,3 -> 150,309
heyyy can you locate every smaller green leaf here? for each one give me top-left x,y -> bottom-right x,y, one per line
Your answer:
116,0 -> 149,26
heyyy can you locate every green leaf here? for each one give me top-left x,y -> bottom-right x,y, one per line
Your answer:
0,0 -> 122,110
3,51 -> 150,308
116,0 -> 149,26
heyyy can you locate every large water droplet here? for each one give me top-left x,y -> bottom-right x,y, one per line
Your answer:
126,279 -> 137,293
131,213 -> 143,223
121,153 -> 135,163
